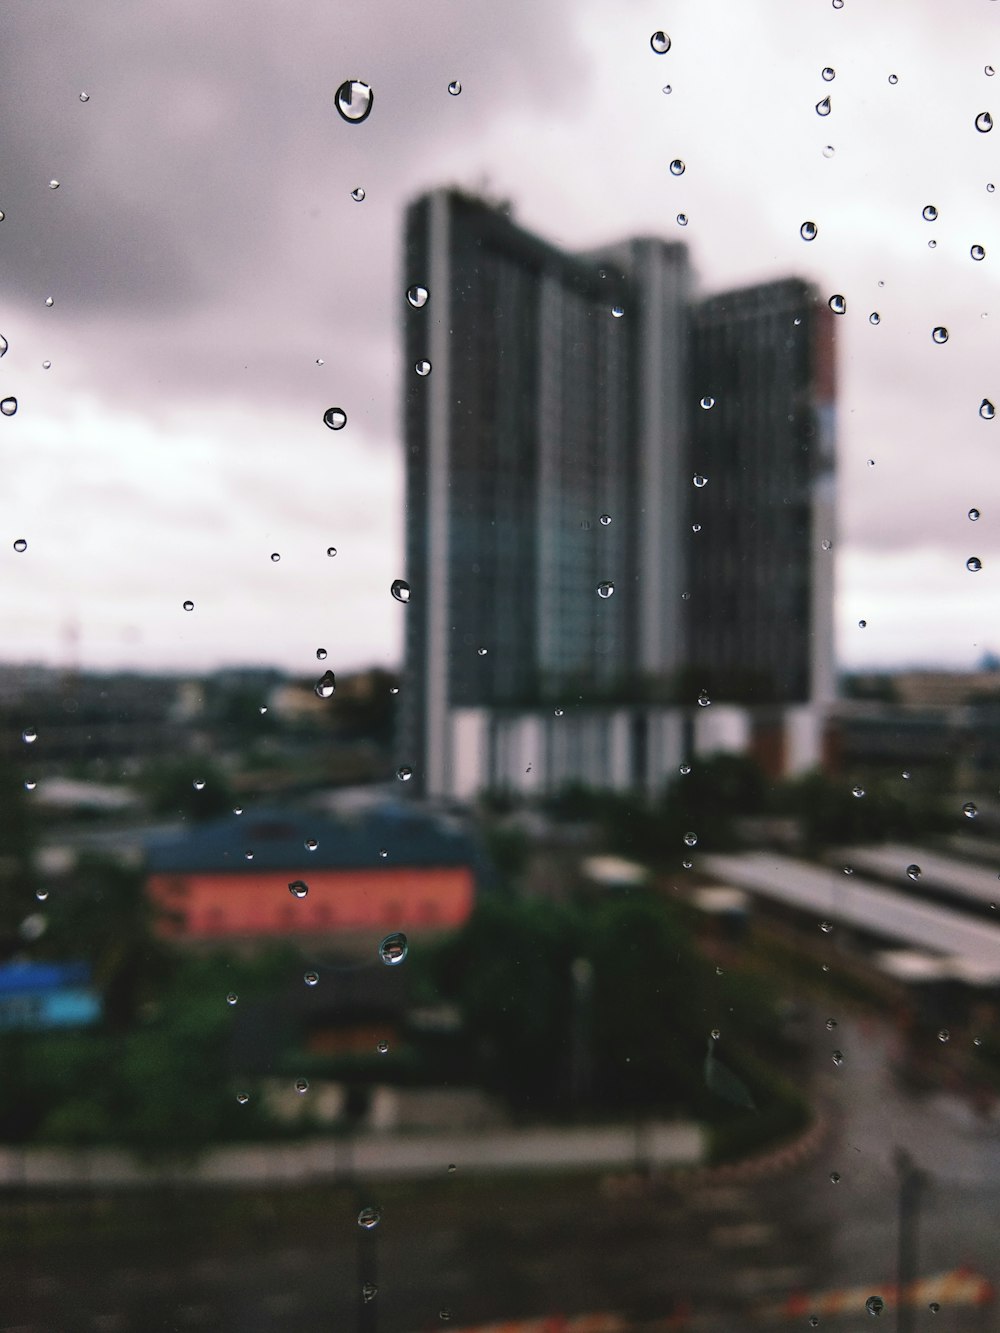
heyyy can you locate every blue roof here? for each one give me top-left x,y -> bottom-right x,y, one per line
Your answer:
0,961 -> 91,995
145,802 -> 479,875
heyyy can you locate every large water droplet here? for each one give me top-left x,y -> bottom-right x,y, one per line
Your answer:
407,284 -> 429,308
932,326 -> 949,344
963,801 -> 979,818
599,513 -> 612,526
816,96 -> 832,116
976,110 -> 994,133
316,647 -> 328,660
697,689 -> 711,707
692,473 -> 708,488
335,80 -> 374,124
22,727 -> 36,744
358,1206 -> 381,1229
822,144 -> 835,157
650,30 -> 671,54
683,831 -> 698,847
967,556 -> 983,571
972,244 -> 987,261
391,578 -> 411,603
379,932 -> 408,965
327,545 -> 338,556
869,312 -> 880,325
669,159 -> 685,176
48,180 -> 59,191
351,186 -> 366,202
323,406 -> 347,430
314,669 -> 337,698
79,91 -> 90,102
905,864 -> 922,882
969,508 -> 981,521
822,66 -> 835,81
0,335 -> 7,357
295,1078 -> 309,1094
676,213 -> 688,227
305,838 -> 318,851
611,304 -> 624,318
183,600 -> 194,612
447,80 -> 462,96
396,766 -> 412,782
304,971 -> 319,987
288,880 -> 309,899
596,581 -> 615,599
13,538 -> 26,553
922,204 -> 938,222
270,552 -> 281,563
1,397 -> 18,417
866,1295 -> 885,1317
236,1092 -> 250,1105
852,785 -> 865,798
829,294 -> 846,315
800,220 -> 818,241
981,398 -> 995,419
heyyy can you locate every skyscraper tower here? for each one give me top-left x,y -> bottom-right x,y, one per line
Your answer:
400,188 -> 834,799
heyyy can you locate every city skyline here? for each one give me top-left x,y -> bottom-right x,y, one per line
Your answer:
0,1 -> 996,675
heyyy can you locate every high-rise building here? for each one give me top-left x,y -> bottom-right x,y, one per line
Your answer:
400,188 -> 835,799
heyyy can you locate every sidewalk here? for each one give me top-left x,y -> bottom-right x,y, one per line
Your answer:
0,1121 -> 705,1190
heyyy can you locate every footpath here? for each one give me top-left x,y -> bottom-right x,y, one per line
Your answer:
0,1120 -> 704,1190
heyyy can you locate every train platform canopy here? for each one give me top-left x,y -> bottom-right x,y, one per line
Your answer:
700,851 -> 1000,987
833,843 -> 1000,909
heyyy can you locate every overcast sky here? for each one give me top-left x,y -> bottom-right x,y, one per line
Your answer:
0,0 -> 998,676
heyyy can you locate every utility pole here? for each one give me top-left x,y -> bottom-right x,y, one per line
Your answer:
895,1147 -> 925,1333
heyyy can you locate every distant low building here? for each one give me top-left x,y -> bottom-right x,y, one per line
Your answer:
145,803 -> 479,944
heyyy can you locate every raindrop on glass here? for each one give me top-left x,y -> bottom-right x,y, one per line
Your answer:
852,785 -> 865,798
236,1092 -> 250,1105
295,1078 -> 309,1094
599,513 -> 612,526
822,144 -> 835,157
323,406 -> 347,430
554,707 -> 564,717
597,581 -> 615,599
79,91 -> 90,102
611,305 -> 624,319
832,1050 -> 844,1066
396,766 -> 412,782
192,778 -> 206,791
820,920 -> 834,934
969,508 -> 981,521
12,538 -> 26,553
289,880 -> 309,899
650,30 -> 671,54
972,244 -> 987,261
937,1028 -> 950,1043
866,1297 -> 884,1317
335,80 -> 374,124
244,850 -> 254,861
816,96 -> 832,116
48,180 -> 59,190
448,80 -> 462,96
829,1171 -> 840,1183
351,186 -> 366,202
858,620 -> 866,629
379,932 -> 408,966
869,312 -> 880,325
922,204 -> 938,221
700,395 -> 715,409
669,159 -> 685,176
391,579 -> 411,603
697,690 -> 711,707
976,111 -> 994,133
967,556 -> 982,571
963,801 -> 979,818
888,73 -> 898,84
314,670 -> 337,699
932,326 -> 949,344
979,398 -> 994,419
988,66 -> 996,77
683,831 -> 698,847
662,85 -> 672,94
183,600 -> 194,612
822,66 -> 835,81
305,838 -> 318,851
822,539 -> 832,551
44,297 -> 53,307
0,397 -> 18,417
270,552 -> 281,563
0,335 -> 6,357
826,1018 -> 837,1030
304,971 -> 319,987
692,473 -> 708,488
376,1040 -> 388,1054
415,360 -> 432,376
906,864 -> 921,881
23,779 -> 35,791
407,284 -> 429,308
327,545 -> 338,557
317,647 -> 328,660
829,294 -> 846,315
